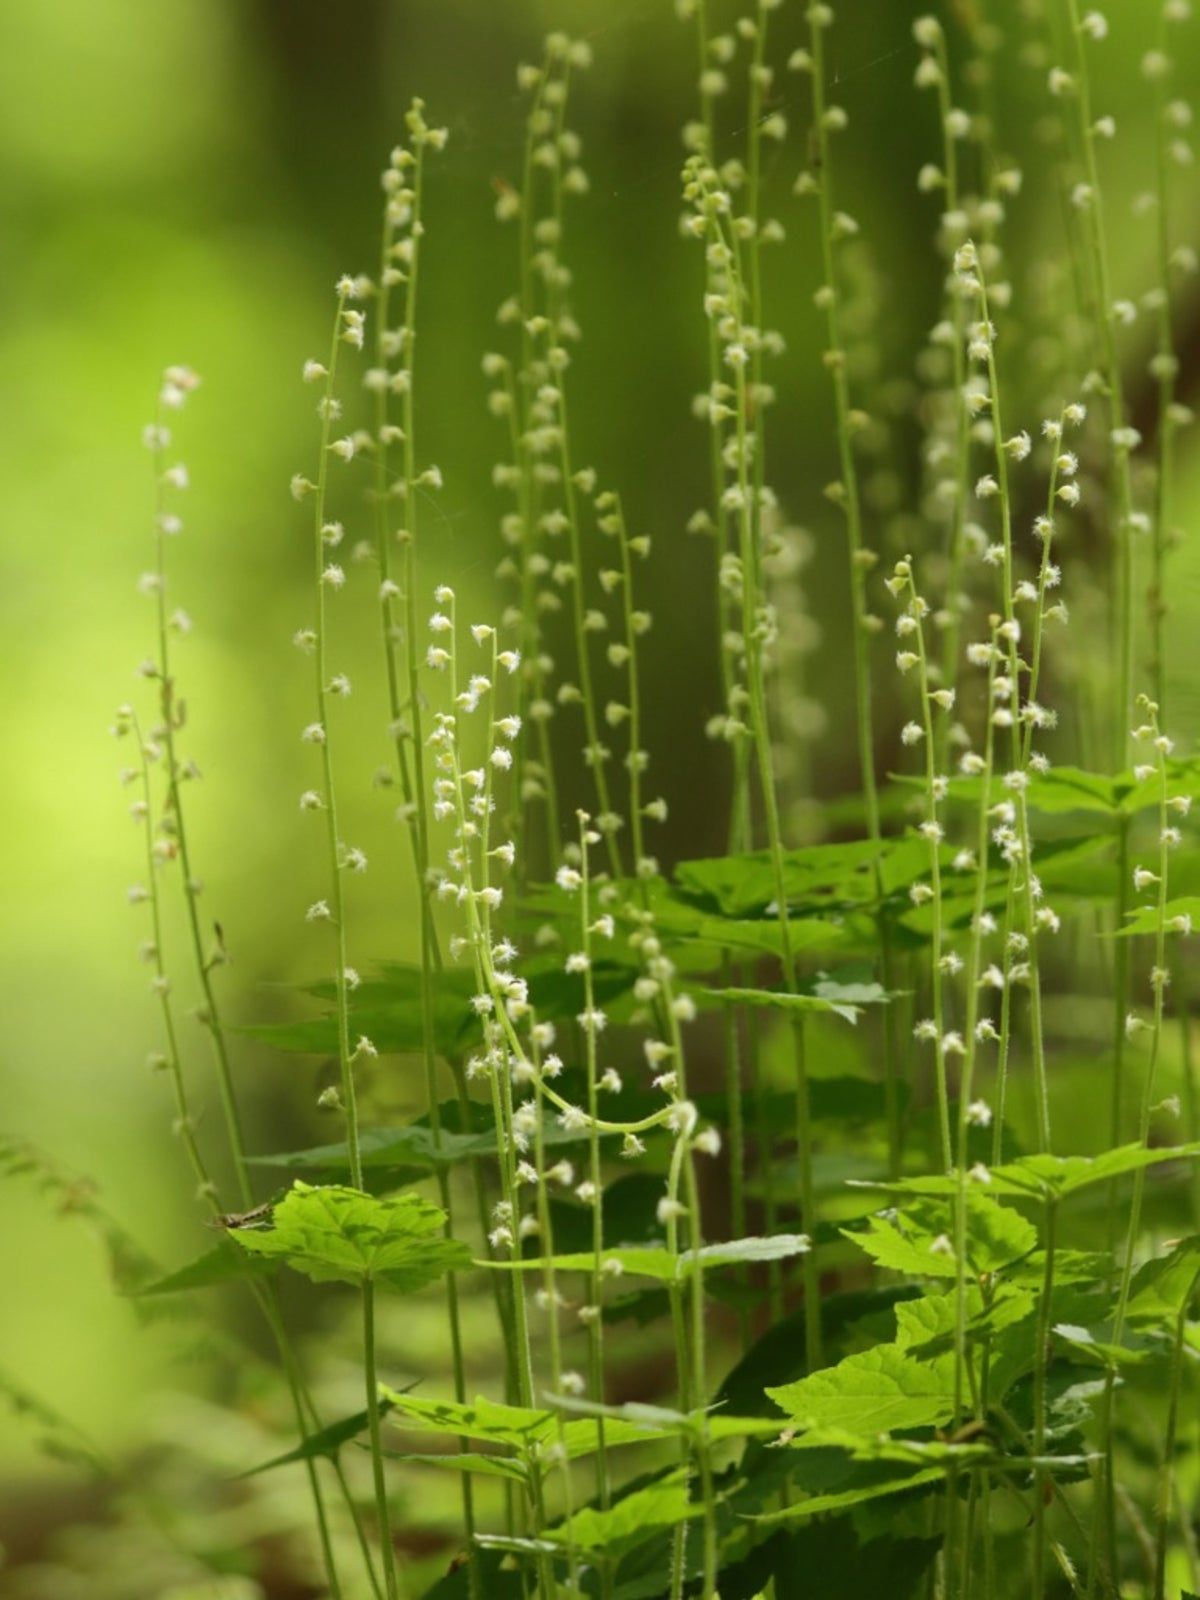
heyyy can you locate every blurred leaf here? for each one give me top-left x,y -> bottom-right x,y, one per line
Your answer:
253,1123 -> 495,1174
130,1239 -> 278,1297
1010,1249 -> 1112,1286
484,1234 -> 810,1284
892,761 -> 1200,820
253,1109 -> 610,1178
1116,896 -> 1200,937
1126,1236 -> 1200,1324
705,976 -> 889,1024
755,1464 -> 946,1523
893,766 -> 1120,816
547,1171 -> 665,1254
382,1451 -> 527,1482
243,964 -> 475,1057
0,1135 -> 161,1299
675,840 -> 885,918
232,1182 -> 469,1290
245,958 -> 636,1058
419,1549 -> 523,1598
0,1366 -> 113,1479
243,1403 -> 389,1476
759,1520 -> 941,1593
647,885 -> 851,959
1051,1323 -> 1157,1368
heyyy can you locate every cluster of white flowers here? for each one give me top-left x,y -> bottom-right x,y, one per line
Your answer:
422,599 -> 723,1428
1128,698 -> 1192,1032
681,155 -> 786,753
484,38 -> 621,865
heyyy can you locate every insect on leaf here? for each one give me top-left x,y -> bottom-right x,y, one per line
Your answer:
231,1181 -> 470,1291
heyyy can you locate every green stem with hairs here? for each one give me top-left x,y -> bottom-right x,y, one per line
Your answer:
1087,704 -> 1173,1598
808,13 -> 898,1178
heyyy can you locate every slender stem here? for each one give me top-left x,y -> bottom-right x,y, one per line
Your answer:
129,716 -> 350,1597
511,55 -> 561,869
363,1283 -> 399,1600
1088,704 -> 1175,1598
927,28 -> 972,733
557,421 -> 623,879
971,250 -> 1053,1153
1032,1198 -> 1058,1600
304,291 -> 403,1594
663,1090 -> 695,1600
793,1016 -> 821,1372
373,124 -> 478,1590
899,566 -> 951,1172
308,290 -> 363,1191
809,11 -> 880,850
954,627 -> 1000,1448
1154,1269 -> 1200,1600
148,406 -> 375,1590
529,1016 -> 579,1589
1149,4 -> 1176,719
1060,0 -> 1137,766
577,821 -> 611,1523
991,870 -> 1018,1167
807,15 -> 899,1178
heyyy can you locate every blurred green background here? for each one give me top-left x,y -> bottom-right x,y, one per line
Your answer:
2,0 -> 1199,1582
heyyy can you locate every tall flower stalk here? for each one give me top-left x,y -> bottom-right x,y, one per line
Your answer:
913,16 -> 973,720
366,110 -> 480,1590
294,283 -> 402,1597
684,153 -> 822,1356
948,622 -> 1002,1600
957,240 -> 1060,1155
135,377 -> 383,1600
1055,0 -> 1139,765
1146,5 -> 1189,717
796,7 -> 900,1179
888,557 -> 955,1173
1088,695 -> 1185,1596
801,6 -> 880,851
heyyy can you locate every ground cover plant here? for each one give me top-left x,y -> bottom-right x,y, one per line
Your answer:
5,1 -> 1200,1596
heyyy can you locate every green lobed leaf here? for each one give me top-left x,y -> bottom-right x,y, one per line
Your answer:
766,1342 -> 957,1436
376,1389 -> 690,1462
842,1195 -> 1035,1279
231,1182 -> 470,1291
893,1284 -> 1035,1355
545,1472 -> 701,1555
850,1143 -> 1200,1203
715,1286 -> 922,1417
